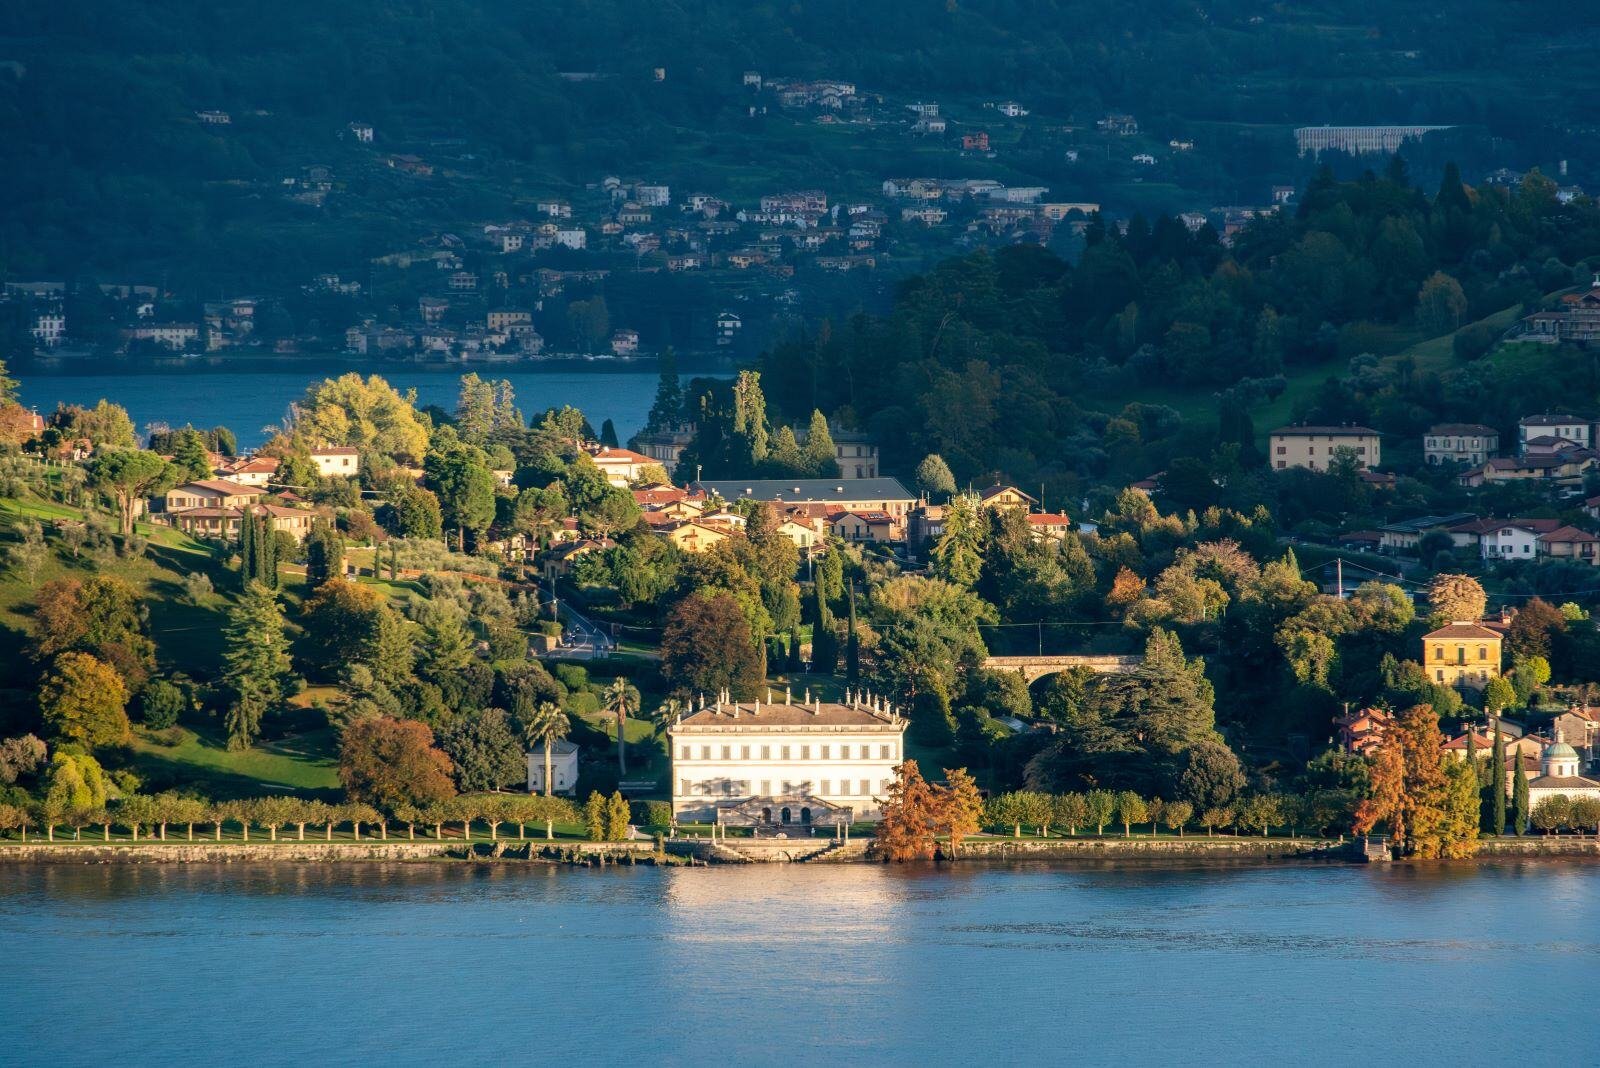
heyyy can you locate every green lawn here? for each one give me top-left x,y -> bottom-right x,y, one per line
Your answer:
124,723 -> 343,800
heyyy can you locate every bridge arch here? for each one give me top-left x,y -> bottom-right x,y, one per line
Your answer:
980,654 -> 1144,684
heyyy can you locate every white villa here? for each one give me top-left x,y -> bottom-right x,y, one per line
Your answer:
667,689 -> 907,829
526,741 -> 580,796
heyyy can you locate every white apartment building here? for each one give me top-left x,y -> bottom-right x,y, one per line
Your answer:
1295,125 -> 1453,156
1518,413 -> 1591,455
309,446 -> 360,478
1424,423 -> 1498,466
668,690 -> 907,827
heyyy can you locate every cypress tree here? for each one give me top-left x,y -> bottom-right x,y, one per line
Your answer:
1512,756 -> 1529,835
810,582 -> 837,674
788,629 -> 801,672
238,508 -> 256,590
1491,721 -> 1506,836
845,584 -> 859,681
257,512 -> 279,589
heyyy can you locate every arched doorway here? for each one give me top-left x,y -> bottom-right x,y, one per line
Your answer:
761,807 -> 773,824
800,807 -> 812,825
780,807 -> 792,824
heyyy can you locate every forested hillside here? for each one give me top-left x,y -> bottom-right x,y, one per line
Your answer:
2,1 -> 1598,285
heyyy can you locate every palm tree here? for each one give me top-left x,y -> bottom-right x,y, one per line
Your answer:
654,697 -> 686,740
604,677 -> 640,775
523,701 -> 571,797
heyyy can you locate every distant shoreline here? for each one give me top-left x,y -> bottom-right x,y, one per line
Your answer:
18,354 -> 736,377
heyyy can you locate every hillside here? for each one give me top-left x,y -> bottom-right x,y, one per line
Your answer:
3,0 -> 1599,290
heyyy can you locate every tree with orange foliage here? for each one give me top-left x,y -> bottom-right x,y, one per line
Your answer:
339,716 -> 456,816
939,767 -> 983,853
876,760 -> 942,861
1106,566 -> 1147,617
1353,703 -> 1477,858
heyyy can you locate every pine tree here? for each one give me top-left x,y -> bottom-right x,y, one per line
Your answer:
1490,721 -> 1507,836
645,349 -> 682,432
1512,756 -> 1529,835
804,410 -> 838,477
304,518 -> 344,590
845,584 -> 859,681
599,418 -> 619,447
221,582 -> 294,751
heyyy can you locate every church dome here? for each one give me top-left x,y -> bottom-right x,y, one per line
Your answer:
1544,741 -> 1578,761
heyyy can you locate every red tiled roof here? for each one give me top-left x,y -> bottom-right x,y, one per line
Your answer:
1424,622 -> 1503,640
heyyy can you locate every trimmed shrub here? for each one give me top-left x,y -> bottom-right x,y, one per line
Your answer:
631,800 -> 673,828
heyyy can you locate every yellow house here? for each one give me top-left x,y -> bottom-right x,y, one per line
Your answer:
1269,424 -> 1381,471
660,521 -> 731,554
1422,622 -> 1503,690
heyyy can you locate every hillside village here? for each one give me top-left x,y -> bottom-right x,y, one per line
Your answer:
5,63 -> 1556,368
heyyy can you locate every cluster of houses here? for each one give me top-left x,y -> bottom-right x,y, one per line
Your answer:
1338,618 -> 1600,806
1269,415 -> 1600,567
1337,701 -> 1600,809
147,446 -> 359,542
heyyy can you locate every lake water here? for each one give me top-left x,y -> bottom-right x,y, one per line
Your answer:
2,859 -> 1595,1067
16,367 -> 688,449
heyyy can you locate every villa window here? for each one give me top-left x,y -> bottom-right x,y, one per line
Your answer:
721,746 -> 731,760
820,745 -> 830,760
700,745 -> 711,760
781,746 -> 791,760
760,746 -> 770,760
860,779 -> 870,796
1479,646 -> 1487,660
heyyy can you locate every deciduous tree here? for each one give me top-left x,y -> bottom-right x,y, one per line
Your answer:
88,449 -> 174,536
340,716 -> 457,815
39,652 -> 129,747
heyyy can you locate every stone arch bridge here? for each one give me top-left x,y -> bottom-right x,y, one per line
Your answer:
982,654 -> 1144,683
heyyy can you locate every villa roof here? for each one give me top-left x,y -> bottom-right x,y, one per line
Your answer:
1424,622 -> 1503,641
1518,413 -> 1589,426
176,478 -> 257,495
1529,775 -> 1600,790
1540,525 -> 1600,544
1428,423 -> 1497,435
673,697 -> 904,730
1269,424 -> 1380,436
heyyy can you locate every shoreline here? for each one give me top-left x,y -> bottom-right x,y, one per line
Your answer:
16,354 -> 736,377
3,834 -> 1595,867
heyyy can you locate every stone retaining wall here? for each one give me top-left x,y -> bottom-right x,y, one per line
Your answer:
0,840 -> 661,865
1475,837 -> 1600,857
947,836 -> 1335,860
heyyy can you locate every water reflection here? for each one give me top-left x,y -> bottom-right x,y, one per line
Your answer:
2,860 -> 1595,1067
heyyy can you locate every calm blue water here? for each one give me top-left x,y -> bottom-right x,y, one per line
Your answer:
16,368 -> 685,449
2,859 -> 1595,1066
